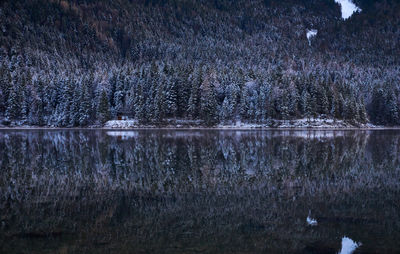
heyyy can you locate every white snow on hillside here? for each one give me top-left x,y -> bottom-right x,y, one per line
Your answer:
306,210 -> 318,226
335,0 -> 361,20
306,29 -> 318,46
338,236 -> 361,254
306,215 -> 318,226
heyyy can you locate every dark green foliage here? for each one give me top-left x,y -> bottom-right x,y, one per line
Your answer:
5,84 -> 21,120
98,90 -> 111,124
369,86 -> 400,126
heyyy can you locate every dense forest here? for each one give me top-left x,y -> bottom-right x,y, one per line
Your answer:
0,0 -> 399,126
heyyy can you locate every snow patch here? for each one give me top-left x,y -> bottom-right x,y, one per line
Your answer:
306,29 -> 318,46
218,118 -> 370,129
103,118 -> 373,129
338,236 -> 361,254
104,120 -> 138,128
335,0 -> 361,20
306,215 -> 318,226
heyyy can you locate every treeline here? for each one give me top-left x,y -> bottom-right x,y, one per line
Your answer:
0,63 -> 373,126
0,0 -> 399,126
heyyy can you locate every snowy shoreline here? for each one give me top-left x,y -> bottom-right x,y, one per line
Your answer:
99,118 -> 382,130
0,118 -> 397,130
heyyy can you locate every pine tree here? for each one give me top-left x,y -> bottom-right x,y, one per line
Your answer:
0,69 -> 12,116
239,86 -> 250,120
29,81 -> 45,126
344,98 -> 358,122
187,74 -> 200,119
319,89 -> 329,115
200,72 -> 218,126
220,97 -> 232,123
21,84 -> 31,122
201,91 -> 218,126
98,90 -> 111,124
79,82 -> 92,126
386,93 -> 399,125
287,84 -> 299,118
113,72 -> 126,117
6,83 -> 21,120
370,87 -> 385,124
176,67 -> 191,117
134,81 -> 147,123
70,85 -> 81,126
60,81 -> 74,127
257,89 -> 267,121
358,99 -> 368,124
336,94 -> 345,119
300,90 -> 311,120
187,91 -> 197,118
163,78 -> 177,117
153,80 -> 165,122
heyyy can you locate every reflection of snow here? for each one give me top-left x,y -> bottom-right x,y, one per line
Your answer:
307,29 -> 318,46
106,131 -> 138,140
245,168 -> 255,176
335,0 -> 361,20
338,237 -> 361,254
306,215 -> 318,226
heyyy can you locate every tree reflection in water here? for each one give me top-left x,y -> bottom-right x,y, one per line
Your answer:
0,130 -> 399,253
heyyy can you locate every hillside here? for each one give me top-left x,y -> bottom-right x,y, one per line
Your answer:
0,0 -> 399,126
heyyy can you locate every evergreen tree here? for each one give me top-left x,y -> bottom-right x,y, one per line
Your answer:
257,89 -> 267,121
21,84 -> 31,122
0,69 -> 12,116
386,93 -> 399,125
220,97 -> 232,123
98,90 -> 111,124
163,78 -> 178,117
300,89 -> 311,120
319,89 -> 329,115
113,73 -> 126,117
79,82 -> 92,126
344,98 -> 358,122
134,81 -> 146,123
70,85 -> 81,126
187,71 -> 201,119
29,81 -> 45,126
6,83 -> 21,120
200,72 -> 218,126
336,94 -> 345,119
154,79 -> 165,122
370,87 -> 385,124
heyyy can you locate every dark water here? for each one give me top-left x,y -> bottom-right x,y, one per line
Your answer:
0,130 -> 399,254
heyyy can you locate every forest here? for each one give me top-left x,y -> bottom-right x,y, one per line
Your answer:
0,0 -> 399,126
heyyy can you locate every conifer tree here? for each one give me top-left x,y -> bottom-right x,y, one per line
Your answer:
200,72 -> 218,126
220,97 -> 232,123
163,78 -> 177,117
6,83 -> 21,120
98,90 -> 111,124
79,82 -> 92,126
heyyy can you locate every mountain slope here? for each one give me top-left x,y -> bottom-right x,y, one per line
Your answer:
0,0 -> 399,126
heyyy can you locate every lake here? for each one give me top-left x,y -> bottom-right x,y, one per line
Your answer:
0,130 -> 399,253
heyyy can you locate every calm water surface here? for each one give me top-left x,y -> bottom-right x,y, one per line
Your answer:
0,130 -> 399,253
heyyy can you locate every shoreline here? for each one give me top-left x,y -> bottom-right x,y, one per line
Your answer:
1,118 -> 399,131
1,126 -> 400,131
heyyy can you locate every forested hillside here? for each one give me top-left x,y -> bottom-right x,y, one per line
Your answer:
0,0 -> 399,126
